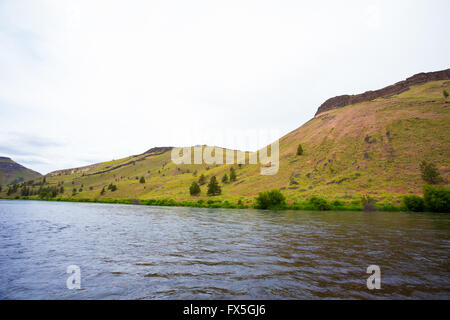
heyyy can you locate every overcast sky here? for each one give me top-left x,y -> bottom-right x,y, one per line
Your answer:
0,0 -> 449,174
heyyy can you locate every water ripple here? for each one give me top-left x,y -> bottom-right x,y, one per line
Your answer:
0,199 -> 449,299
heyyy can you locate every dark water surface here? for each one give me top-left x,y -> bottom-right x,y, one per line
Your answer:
0,199 -> 449,299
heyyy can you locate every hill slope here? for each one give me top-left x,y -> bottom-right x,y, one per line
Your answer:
1,72 -> 449,206
0,157 -> 42,186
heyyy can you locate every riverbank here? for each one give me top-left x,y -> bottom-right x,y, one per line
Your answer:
0,196 -> 408,212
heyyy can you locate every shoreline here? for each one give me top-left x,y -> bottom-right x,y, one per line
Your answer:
0,196 -> 409,212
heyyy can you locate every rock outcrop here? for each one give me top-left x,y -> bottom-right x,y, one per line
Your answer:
315,69 -> 450,116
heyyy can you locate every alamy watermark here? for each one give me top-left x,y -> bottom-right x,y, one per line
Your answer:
170,129 -> 280,175
366,265 -> 381,290
66,265 -> 81,290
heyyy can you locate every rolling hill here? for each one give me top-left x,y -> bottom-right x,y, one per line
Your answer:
0,157 -> 42,186
1,70 -> 449,207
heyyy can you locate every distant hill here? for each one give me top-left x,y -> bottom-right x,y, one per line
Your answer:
1,70 -> 449,206
0,157 -> 42,186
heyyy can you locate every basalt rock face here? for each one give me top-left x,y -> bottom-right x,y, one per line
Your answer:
315,69 -> 450,116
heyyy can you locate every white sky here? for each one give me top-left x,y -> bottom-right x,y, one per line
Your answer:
0,0 -> 449,174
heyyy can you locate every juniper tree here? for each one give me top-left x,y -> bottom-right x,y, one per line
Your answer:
296,144 -> 303,156
189,181 -> 201,196
207,176 -> 221,196
222,174 -> 229,184
198,174 -> 207,185
229,167 -> 237,182
420,161 -> 443,184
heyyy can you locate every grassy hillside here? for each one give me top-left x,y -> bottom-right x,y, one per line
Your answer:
1,80 -> 449,208
0,157 -> 42,186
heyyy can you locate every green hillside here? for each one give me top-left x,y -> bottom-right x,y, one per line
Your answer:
1,79 -> 449,208
0,157 -> 42,186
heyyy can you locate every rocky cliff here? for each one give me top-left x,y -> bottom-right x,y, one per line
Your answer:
315,69 -> 450,116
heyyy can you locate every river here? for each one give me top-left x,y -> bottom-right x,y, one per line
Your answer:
0,199 -> 448,299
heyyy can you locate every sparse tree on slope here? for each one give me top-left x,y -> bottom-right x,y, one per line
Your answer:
297,144 -> 303,156
222,174 -> 229,184
229,167 -> 237,182
420,161 -> 443,185
207,176 -> 221,196
189,181 -> 201,196
198,174 -> 207,185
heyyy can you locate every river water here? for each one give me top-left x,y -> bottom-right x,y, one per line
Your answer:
0,199 -> 448,299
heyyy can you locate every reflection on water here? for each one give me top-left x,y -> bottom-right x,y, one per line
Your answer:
0,200 -> 449,299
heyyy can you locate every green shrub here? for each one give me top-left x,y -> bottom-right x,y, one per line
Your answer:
420,161 -> 443,185
207,176 -> 221,196
296,144 -> 303,155
229,167 -> 237,182
330,199 -> 345,208
222,174 -> 229,184
375,199 -> 401,211
189,181 -> 201,196
255,189 -> 286,209
139,177 -> 145,183
361,194 -> 376,212
308,196 -> 331,210
198,174 -> 207,185
20,186 -> 31,197
443,89 -> 449,99
423,184 -> 450,213
403,195 -> 424,212
145,198 -> 178,207
222,200 -> 235,208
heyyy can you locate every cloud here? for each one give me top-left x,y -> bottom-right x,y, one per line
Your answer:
365,4 -> 382,30
0,0 -> 449,174
0,131 -> 102,174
